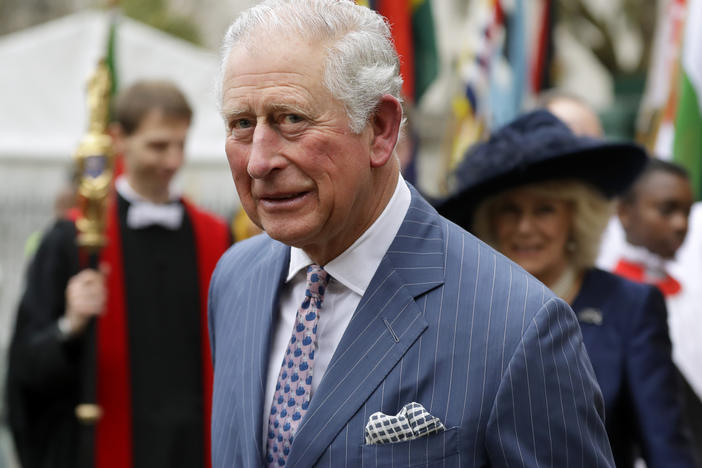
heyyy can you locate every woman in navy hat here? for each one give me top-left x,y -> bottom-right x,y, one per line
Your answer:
439,110 -> 696,468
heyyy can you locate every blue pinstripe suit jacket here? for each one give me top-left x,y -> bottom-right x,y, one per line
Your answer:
208,188 -> 615,467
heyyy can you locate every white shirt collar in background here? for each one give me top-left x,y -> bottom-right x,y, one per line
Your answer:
116,176 -> 184,230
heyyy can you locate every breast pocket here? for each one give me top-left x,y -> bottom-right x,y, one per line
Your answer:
360,427 -> 460,468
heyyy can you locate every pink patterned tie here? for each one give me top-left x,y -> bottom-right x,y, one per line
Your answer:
266,264 -> 330,467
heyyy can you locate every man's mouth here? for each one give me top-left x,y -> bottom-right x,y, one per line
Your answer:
261,191 -> 307,201
258,191 -> 311,209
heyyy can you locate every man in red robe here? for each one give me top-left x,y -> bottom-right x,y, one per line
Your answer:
7,80 -> 231,468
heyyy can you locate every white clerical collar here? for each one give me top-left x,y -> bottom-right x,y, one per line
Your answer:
287,173 -> 411,296
116,176 -> 184,230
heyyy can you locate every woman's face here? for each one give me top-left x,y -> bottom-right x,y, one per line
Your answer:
491,186 -> 574,286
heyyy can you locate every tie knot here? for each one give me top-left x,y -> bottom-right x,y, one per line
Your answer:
305,264 -> 330,298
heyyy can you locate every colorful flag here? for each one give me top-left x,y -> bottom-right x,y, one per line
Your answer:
361,0 -> 439,102
410,0 -> 439,101
529,0 -> 554,93
637,0 -> 687,157
445,0 -> 501,171
488,0 -> 528,129
673,0 -> 702,199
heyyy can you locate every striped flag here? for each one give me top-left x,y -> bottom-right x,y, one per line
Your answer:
529,0 -> 554,93
636,0 -> 687,157
673,0 -> 702,199
410,0 -> 439,101
445,0 -> 501,171
359,0 -> 439,102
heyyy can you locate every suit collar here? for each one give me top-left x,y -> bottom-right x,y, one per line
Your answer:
285,187 -> 446,467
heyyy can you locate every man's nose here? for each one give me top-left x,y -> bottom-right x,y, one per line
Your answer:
671,210 -> 689,236
247,123 -> 283,179
164,145 -> 184,171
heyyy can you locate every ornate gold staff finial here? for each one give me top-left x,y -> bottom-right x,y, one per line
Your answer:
73,59 -> 115,253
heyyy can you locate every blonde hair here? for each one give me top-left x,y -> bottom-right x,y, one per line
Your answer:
472,179 -> 613,270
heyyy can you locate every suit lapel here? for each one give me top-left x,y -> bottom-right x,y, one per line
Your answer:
243,241 -> 290,464
286,189 -> 446,467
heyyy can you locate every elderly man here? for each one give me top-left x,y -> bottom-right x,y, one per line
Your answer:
209,1 -> 615,467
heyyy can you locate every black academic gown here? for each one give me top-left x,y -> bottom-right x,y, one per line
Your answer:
7,195 -> 209,468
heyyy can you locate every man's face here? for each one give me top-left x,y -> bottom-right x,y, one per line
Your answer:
117,109 -> 189,202
221,39 -> 385,263
619,171 -> 693,259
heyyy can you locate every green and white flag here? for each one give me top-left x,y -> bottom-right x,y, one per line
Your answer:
674,0 -> 702,200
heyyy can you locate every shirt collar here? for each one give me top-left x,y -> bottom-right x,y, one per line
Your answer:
619,239 -> 672,277
287,174 -> 411,295
115,175 -> 182,204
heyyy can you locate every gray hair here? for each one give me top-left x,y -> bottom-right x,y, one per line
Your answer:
218,0 -> 403,133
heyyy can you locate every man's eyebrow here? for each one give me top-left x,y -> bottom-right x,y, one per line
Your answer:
222,102 -> 312,121
222,107 -> 251,121
268,103 -> 310,116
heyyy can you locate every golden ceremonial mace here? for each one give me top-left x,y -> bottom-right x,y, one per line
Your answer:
74,59 -> 114,254
72,59 -> 114,467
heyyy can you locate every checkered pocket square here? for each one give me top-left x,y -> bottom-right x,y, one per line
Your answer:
364,402 -> 446,445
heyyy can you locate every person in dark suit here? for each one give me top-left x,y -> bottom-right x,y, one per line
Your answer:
7,80 -> 230,468
439,109 -> 697,467
208,1 -> 614,467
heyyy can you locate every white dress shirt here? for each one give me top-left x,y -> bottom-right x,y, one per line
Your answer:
261,174 -> 411,449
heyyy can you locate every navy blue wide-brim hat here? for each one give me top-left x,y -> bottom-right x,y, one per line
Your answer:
436,109 -> 648,229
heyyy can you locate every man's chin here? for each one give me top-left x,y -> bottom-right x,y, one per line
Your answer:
261,224 -> 313,248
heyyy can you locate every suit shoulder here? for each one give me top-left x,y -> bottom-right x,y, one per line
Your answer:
440,219 -> 562,347
215,233 -> 282,277
443,220 -> 556,305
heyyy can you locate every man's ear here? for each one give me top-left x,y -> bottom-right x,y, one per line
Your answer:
369,95 -> 403,168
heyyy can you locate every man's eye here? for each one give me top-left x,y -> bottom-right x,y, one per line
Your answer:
658,203 -> 676,216
232,119 -> 253,129
147,142 -> 169,152
282,114 -> 304,124
231,118 -> 253,130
